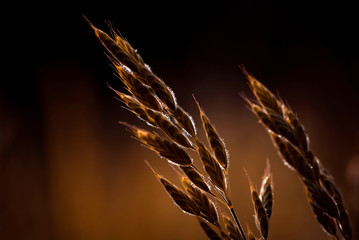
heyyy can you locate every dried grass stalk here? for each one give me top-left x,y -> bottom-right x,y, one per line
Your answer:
89,19 -> 265,240
243,66 -> 352,239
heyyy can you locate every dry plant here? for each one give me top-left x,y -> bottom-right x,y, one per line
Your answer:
87,18 -> 352,240
241,66 -> 353,240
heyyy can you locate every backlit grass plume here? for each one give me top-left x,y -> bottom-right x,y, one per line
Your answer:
88,17 -> 351,240
241,66 -> 352,240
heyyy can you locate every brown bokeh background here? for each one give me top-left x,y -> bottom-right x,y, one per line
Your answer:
1,2 -> 359,239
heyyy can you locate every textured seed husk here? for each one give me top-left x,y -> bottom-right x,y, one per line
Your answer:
181,166 -> 210,193
320,172 -> 352,239
114,63 -> 163,112
89,24 -> 141,74
143,72 -> 177,112
159,177 -> 200,216
90,21 -> 177,113
145,109 -> 193,148
248,176 -> 269,240
172,106 -> 197,137
182,177 -> 218,225
123,123 -> 192,166
304,179 -> 339,219
241,66 -> 283,116
195,98 -> 228,169
195,139 -> 226,192
310,201 -> 337,237
110,89 -> 157,125
271,133 -> 317,182
259,162 -> 273,220
109,27 -> 146,68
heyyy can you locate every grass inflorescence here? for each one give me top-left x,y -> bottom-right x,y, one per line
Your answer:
88,18 -> 352,240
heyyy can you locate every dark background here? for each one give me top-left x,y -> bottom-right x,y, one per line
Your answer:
1,2 -> 359,239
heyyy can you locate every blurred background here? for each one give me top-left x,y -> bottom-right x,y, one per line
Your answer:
1,1 -> 359,239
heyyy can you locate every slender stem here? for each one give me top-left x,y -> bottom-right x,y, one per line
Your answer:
229,206 -> 247,240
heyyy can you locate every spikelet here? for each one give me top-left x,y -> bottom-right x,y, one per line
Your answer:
319,171 -> 352,239
194,97 -> 229,169
247,173 -> 269,240
195,139 -> 226,193
309,201 -> 337,237
121,123 -> 192,166
88,18 -> 177,112
182,177 -> 218,225
259,160 -> 273,219
146,161 -> 200,215
110,89 -> 156,125
172,106 -> 197,137
181,166 -> 210,193
144,109 -> 193,149
113,63 -> 163,111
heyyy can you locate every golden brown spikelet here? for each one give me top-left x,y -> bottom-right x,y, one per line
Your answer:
195,139 -> 226,193
271,133 -> 317,182
114,63 -> 163,111
89,19 -> 177,112
303,179 -> 340,236
240,65 -> 283,116
144,109 -> 193,149
145,161 -> 200,216
319,171 -> 352,240
144,73 -> 177,112
182,177 -> 219,225
246,101 -> 273,129
121,123 -> 192,166
181,166 -> 210,193
309,201 -> 338,237
247,174 -> 269,240
159,177 -> 200,216
259,161 -> 273,219
172,106 -> 197,137
109,27 -> 146,68
194,97 -> 228,169
87,21 -> 142,74
109,88 -> 156,125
